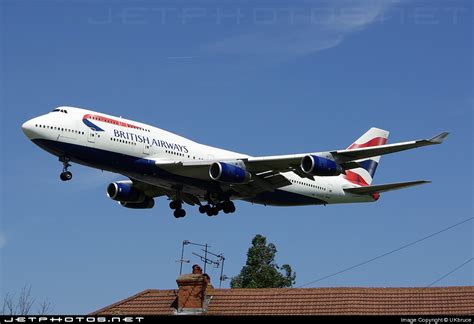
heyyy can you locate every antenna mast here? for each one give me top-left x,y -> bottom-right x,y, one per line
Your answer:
176,240 -> 229,287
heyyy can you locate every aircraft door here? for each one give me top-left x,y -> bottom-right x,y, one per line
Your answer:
143,143 -> 151,155
87,130 -> 96,143
325,182 -> 334,200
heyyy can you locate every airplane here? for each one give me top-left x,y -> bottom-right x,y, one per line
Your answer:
21,106 -> 449,218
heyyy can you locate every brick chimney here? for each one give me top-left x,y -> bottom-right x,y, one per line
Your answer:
175,265 -> 212,314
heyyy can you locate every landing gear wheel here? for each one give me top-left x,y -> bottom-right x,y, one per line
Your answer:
60,171 -> 72,181
199,205 -> 208,214
59,157 -> 72,182
174,209 -> 186,218
206,207 -> 219,217
229,202 -> 236,213
222,201 -> 235,214
170,201 -> 179,210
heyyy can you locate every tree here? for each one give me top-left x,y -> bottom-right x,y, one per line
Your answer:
1,286 -> 53,315
231,234 -> 296,288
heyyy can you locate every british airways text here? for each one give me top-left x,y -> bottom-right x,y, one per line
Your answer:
113,129 -> 189,153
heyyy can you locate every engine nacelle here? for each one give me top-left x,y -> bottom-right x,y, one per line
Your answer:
107,181 -> 145,202
301,155 -> 342,176
209,162 -> 251,184
120,198 -> 155,209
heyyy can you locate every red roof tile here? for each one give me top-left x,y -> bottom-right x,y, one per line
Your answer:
91,290 -> 178,315
91,286 -> 474,315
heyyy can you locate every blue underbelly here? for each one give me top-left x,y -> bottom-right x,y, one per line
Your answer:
243,189 -> 326,206
31,139 -> 326,206
31,139 -> 218,190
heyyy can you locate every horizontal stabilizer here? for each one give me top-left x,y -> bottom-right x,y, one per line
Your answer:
344,180 -> 431,195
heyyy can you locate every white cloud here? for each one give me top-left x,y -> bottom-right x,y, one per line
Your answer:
205,0 -> 401,58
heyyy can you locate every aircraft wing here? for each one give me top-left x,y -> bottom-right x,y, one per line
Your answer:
343,180 -> 430,195
151,131 -> 448,186
230,173 -> 292,196
154,160 -> 293,196
130,178 -> 203,206
245,154 -> 302,172
245,132 -> 449,174
331,132 -> 449,163
130,178 -> 169,197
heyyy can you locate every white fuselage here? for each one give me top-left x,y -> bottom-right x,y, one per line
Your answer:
22,107 -> 375,207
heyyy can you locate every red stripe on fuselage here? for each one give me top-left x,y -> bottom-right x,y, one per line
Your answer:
348,137 -> 387,150
83,114 -> 143,131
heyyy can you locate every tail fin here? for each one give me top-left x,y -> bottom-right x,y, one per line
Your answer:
342,127 -> 390,186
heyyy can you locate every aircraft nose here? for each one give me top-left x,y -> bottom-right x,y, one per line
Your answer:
21,119 -> 35,139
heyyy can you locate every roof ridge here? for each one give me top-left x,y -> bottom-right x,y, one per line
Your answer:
209,286 -> 474,291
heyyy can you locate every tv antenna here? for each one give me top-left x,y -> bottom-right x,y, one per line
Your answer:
176,240 -> 191,275
204,249 -> 228,288
176,240 -> 229,288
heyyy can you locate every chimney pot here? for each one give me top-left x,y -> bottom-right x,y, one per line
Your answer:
192,264 -> 203,275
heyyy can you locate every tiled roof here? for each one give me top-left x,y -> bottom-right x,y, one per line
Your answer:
91,290 -> 178,315
92,286 -> 474,315
207,287 -> 474,315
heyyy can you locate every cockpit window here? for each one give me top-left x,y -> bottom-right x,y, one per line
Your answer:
51,109 -> 68,113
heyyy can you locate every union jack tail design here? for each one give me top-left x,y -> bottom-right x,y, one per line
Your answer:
342,127 -> 390,186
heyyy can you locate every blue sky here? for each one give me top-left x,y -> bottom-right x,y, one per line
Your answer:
1,0 -> 472,314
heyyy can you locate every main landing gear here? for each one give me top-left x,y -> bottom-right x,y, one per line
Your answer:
59,157 -> 72,181
169,199 -> 236,218
198,200 -> 236,217
170,200 -> 186,218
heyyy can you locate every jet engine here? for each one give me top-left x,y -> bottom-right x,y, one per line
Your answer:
209,162 -> 251,184
107,181 -> 146,202
301,155 -> 342,176
120,198 -> 155,209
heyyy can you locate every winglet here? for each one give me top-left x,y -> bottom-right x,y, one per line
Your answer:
429,132 -> 449,144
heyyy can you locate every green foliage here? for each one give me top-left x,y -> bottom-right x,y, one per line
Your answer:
230,234 -> 296,288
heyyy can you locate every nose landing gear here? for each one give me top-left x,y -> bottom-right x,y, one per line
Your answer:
60,171 -> 72,181
59,157 -> 72,181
